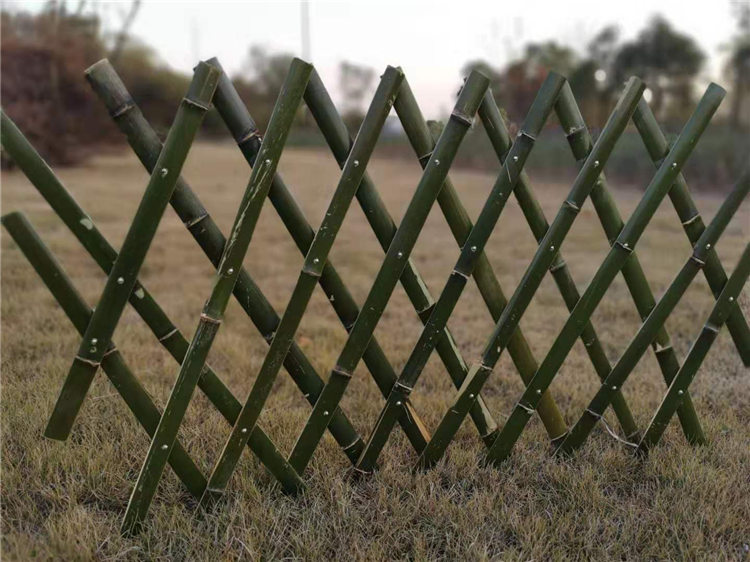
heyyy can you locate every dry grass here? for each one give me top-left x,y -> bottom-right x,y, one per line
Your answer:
2,142 -> 749,560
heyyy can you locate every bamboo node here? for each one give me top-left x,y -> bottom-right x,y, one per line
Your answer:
584,408 -> 602,420
185,212 -> 209,228
517,402 -> 535,415
332,365 -> 353,379
237,128 -> 262,146
75,355 -> 101,368
682,213 -> 701,227
110,100 -> 135,119
393,382 -> 413,395
200,313 -> 222,325
450,109 -> 473,127
563,200 -> 580,213
615,240 -> 633,253
158,328 -> 179,342
654,342 -> 673,354
183,97 -> 211,112
549,259 -> 567,273
690,254 -> 707,267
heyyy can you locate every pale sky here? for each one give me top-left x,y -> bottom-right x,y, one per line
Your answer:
8,0 -> 743,116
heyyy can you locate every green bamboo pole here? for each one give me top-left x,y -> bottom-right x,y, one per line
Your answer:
482,84 -> 725,466
206,59 -> 429,454
558,170 -> 750,455
638,239 -> 750,453
0,109 -> 301,493
556,85 -> 705,444
631,100 -> 750,366
121,59 -> 312,535
199,67 -> 405,507
353,73 -> 566,472
301,70 -> 504,447
1,212 -> 206,499
286,71 -> 490,474
85,61 -> 370,464
45,62 -> 220,440
477,89 -> 639,439
390,81 -> 567,442
416,77 -> 646,470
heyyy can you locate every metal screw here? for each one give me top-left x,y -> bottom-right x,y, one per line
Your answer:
397,251 -> 403,258
265,159 -> 271,165
160,168 -> 168,177
353,160 -> 360,167
435,159 -> 440,166
161,444 -> 168,450
396,401 -> 402,406
611,385 -> 618,391
513,156 -> 519,162
594,160 -> 600,167
536,389 -> 542,394
471,246 -> 477,252
227,268 -> 234,275
313,258 -> 320,264
671,162 -> 677,169
469,394 -> 475,399
91,338 -> 98,345
729,296 -> 734,302
117,277 -> 125,285
241,428 -> 248,434
706,243 -> 711,249
550,245 -> 555,251
678,390 -> 684,395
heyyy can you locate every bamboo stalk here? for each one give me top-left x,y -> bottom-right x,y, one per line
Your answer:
206,59 -> 429,454
638,239 -> 750,452
416,77 -> 646,470
121,59 -> 312,535
354,73 -> 567,472
85,60 -> 369,465
287,70 -> 491,474
558,169 -> 750,455
300,70 -> 501,448
1,211 -> 206,498
44,62 -> 221,441
198,66 -> 405,507
482,84 -> 725,466
555,85 -> 705,444
631,100 -> 750,366
477,89 -> 639,440
0,109 -> 302,494
392,86 -> 567,442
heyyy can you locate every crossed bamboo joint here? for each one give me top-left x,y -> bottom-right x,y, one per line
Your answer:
2,55 -> 749,534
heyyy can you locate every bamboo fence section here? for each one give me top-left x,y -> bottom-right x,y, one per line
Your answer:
2,55 -> 749,534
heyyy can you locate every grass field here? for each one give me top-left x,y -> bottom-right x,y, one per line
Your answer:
2,142 -> 749,560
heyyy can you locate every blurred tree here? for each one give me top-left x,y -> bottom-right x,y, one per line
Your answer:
339,60 -> 375,130
612,16 -> 704,120
569,26 -> 620,127
726,2 -> 750,131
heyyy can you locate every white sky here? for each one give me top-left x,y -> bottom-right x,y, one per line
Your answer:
8,0 -> 742,117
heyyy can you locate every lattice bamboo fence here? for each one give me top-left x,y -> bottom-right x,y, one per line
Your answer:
2,57 -> 749,535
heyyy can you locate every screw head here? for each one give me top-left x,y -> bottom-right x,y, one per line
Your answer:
729,296 -> 734,302
227,267 -> 234,275
677,389 -> 684,395
160,168 -> 168,177
434,159 -> 440,166
353,160 -> 360,167
396,401 -> 402,406
471,246 -> 477,252
323,410 -> 329,416
611,385 -> 618,391
550,245 -> 555,251
671,162 -> 677,169
706,243 -> 711,249
241,427 -> 248,434
594,160 -> 600,167
468,394 -> 475,399
536,389 -> 542,394
313,258 -> 320,264
513,156 -> 519,162
397,251 -> 403,258
117,277 -> 125,285
265,159 -> 271,165
91,338 -> 98,345
161,444 -> 168,450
